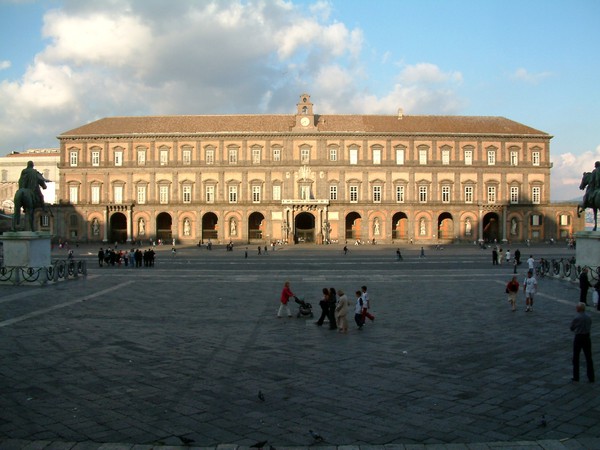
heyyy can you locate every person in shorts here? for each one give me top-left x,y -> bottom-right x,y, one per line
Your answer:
523,270 -> 538,312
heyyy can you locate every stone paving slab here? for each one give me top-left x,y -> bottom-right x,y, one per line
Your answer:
0,244 -> 597,450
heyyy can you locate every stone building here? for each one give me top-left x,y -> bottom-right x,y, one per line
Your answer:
54,93 -> 581,245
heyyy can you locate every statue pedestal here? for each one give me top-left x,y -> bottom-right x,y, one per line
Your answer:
1,231 -> 52,267
575,231 -> 600,269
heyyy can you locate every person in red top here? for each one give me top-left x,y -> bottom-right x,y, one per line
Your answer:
278,281 -> 295,318
506,276 -> 520,311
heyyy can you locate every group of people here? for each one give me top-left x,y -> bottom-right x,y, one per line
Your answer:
97,247 -> 156,267
505,269 -> 595,384
277,282 -> 375,333
492,246 -> 522,266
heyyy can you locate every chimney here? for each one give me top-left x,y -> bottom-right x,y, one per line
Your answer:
397,108 -> 403,120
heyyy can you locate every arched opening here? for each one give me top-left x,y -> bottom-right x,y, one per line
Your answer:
202,212 -> 218,241
392,212 -> 408,240
483,212 -> 500,242
109,212 -> 127,244
345,212 -> 362,241
156,212 -> 172,242
295,212 -> 315,243
248,212 -> 265,240
437,212 -> 454,240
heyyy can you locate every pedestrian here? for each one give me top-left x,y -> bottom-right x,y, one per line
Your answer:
420,247 -> 425,258
512,257 -> 518,274
171,247 -> 176,257
523,270 -> 537,312
328,287 -> 337,330
505,276 -> 519,311
497,247 -> 503,265
361,285 -> 375,322
505,249 -> 511,264
579,268 -> 591,305
335,289 -> 350,333
343,245 -> 348,255
245,247 -> 248,259
354,290 -> 365,329
98,248 -> 104,267
514,248 -> 521,265
315,288 -> 330,326
570,302 -> 595,383
258,246 -> 262,255
277,281 -> 295,318
492,248 -> 498,265
396,248 -> 403,260
527,255 -> 535,272
594,281 -> 600,311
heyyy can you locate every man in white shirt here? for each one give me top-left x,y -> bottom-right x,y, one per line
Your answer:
523,270 -> 538,312
527,255 -> 536,272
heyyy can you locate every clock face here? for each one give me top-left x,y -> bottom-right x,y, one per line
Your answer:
300,117 -> 310,126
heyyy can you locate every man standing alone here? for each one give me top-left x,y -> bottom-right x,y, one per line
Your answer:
570,303 -> 595,383
579,268 -> 591,305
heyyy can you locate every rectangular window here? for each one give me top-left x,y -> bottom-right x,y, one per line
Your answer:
159,186 -> 169,204
273,148 -> 281,162
41,215 -> 49,227
183,185 -> 192,203
329,185 -> 338,201
510,186 -> 519,204
137,150 -> 146,166
252,148 -> 261,164
487,150 -> 496,165
70,151 -> 78,167
396,185 -> 405,203
464,185 -> 473,203
372,149 -> 381,165
183,149 -> 191,165
206,185 -> 215,203
396,148 -> 405,165
373,186 -> 381,203
91,185 -> 100,204
137,186 -> 146,204
114,185 -> 123,204
532,151 -> 540,166
419,149 -> 427,165
487,186 -> 496,203
510,151 -> 518,166
532,214 -> 540,226
229,186 -> 238,203
272,185 -> 281,201
160,150 -> 168,166
442,150 -> 450,165
464,150 -> 473,165
69,186 -> 78,204
329,148 -> 337,161
349,185 -> 358,202
229,148 -> 237,164
91,151 -> 100,166
252,185 -> 261,203
560,214 -> 569,226
300,185 -> 310,200
114,151 -> 123,167
349,148 -> 358,165
532,186 -> 541,204
206,149 -> 214,164
419,186 -> 427,203
301,148 -> 310,163
441,185 -> 450,203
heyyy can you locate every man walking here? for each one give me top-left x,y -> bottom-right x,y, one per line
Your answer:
570,303 -> 595,383
579,268 -> 591,305
523,270 -> 537,312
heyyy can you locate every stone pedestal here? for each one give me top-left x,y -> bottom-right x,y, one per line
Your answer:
575,231 -> 600,269
1,231 -> 52,267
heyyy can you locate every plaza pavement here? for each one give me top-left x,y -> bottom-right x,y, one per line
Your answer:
0,242 -> 599,450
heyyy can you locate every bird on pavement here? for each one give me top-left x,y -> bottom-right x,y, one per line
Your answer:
309,430 -> 324,442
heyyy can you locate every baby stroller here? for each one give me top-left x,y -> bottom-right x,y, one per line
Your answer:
294,296 -> 314,318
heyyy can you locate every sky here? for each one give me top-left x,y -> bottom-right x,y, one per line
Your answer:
0,0 -> 599,201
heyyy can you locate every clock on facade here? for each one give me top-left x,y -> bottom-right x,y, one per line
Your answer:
300,117 -> 310,127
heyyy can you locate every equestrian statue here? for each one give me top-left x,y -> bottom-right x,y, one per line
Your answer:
577,161 -> 600,231
12,160 -> 51,232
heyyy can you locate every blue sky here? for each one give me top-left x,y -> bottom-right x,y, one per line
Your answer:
1,0 -> 599,201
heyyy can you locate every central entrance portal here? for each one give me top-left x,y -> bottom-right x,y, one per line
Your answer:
295,212 -> 315,243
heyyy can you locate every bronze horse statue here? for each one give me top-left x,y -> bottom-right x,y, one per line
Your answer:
12,187 -> 43,232
577,171 -> 600,231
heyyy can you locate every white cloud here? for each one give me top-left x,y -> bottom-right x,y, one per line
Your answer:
0,60 -> 11,70
399,63 -> 463,85
510,68 -> 552,84
550,145 -> 600,200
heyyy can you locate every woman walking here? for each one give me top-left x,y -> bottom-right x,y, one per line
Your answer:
335,289 -> 350,333
316,288 -> 330,326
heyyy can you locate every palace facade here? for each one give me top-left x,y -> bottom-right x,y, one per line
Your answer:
54,93 -> 581,245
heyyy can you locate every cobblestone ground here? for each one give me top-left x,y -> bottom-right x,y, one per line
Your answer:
0,243 -> 598,450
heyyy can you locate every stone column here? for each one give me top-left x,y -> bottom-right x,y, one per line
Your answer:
103,208 -> 108,243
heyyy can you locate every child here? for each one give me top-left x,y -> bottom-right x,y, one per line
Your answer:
354,290 -> 365,329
